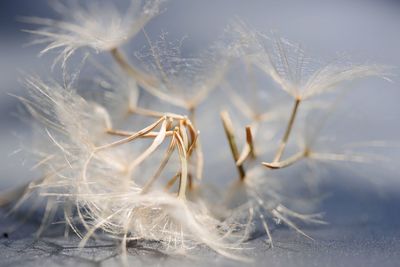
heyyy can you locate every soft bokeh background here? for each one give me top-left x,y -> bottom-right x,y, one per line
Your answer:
1,0 -> 400,266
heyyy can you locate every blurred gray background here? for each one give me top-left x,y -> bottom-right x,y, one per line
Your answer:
1,0 -> 400,266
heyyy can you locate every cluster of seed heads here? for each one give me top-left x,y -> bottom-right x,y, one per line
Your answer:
0,0 -> 390,262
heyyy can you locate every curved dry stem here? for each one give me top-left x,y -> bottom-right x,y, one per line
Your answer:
174,131 -> 188,199
263,150 -> 305,169
96,116 -> 166,150
236,126 -> 256,166
127,119 -> 168,174
142,135 -> 177,193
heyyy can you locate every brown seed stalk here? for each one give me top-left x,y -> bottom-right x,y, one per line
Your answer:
220,110 -> 246,180
273,98 -> 301,163
263,150 -> 305,169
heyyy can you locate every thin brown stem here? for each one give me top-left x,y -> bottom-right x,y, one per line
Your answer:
273,98 -> 301,162
220,111 -> 246,180
129,106 -> 185,120
107,129 -> 174,138
95,116 -> 165,151
263,150 -> 305,169
246,126 -> 256,159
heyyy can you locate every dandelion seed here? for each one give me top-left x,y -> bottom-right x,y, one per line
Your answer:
134,32 -> 230,112
228,22 -> 388,169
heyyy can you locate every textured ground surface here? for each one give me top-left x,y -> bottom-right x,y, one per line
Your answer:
1,217 -> 399,267
1,180 -> 400,267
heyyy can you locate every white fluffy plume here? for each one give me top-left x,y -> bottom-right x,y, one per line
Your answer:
17,76 -> 245,260
228,21 -> 388,100
23,0 -> 164,66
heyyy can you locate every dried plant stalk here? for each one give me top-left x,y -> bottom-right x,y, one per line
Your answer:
221,110 -> 246,180
273,98 -> 301,163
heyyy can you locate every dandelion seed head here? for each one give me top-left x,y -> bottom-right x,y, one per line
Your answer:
25,0 -> 164,66
16,74 -> 247,259
228,21 -> 388,100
